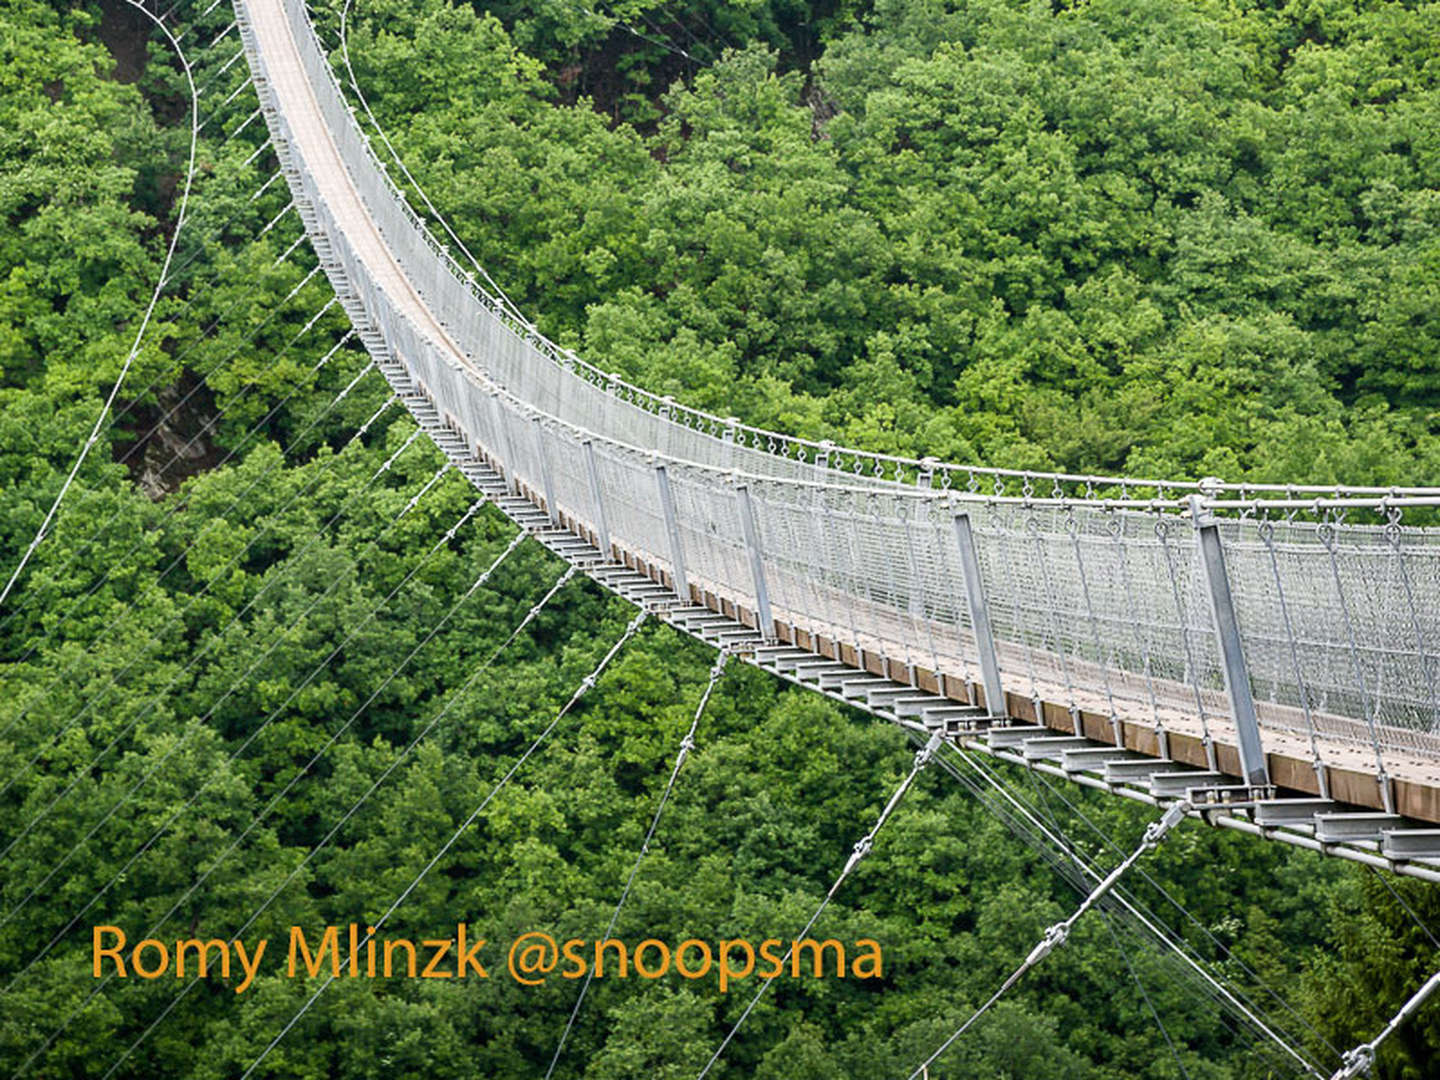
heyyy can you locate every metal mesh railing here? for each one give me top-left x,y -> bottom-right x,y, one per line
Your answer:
238,0 -> 1440,798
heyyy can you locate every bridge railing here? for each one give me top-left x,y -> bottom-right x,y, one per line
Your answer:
239,0 -> 1440,815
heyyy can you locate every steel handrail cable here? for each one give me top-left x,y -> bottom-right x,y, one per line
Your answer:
693,731 -> 944,1080
0,0 -> 201,611
0,364 -> 388,749
0,462 -> 467,948
295,0 -> 1374,504
544,648 -> 732,1079
324,0 -> 1440,502
20,529 -> 550,1079
236,607 -> 650,1080
0,384 -> 397,819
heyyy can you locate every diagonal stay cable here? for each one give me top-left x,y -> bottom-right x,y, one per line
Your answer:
236,607 -> 651,1080
943,743 -> 1328,1078
1369,867 -> 1440,952
1021,762 -> 1342,1061
0,384 -> 397,829
1,307 -> 349,662
0,481 -> 476,993
0,462 -> 464,944
0,246 -> 320,644
0,0 -> 199,612
545,648 -> 731,1079
0,364 -> 386,754
894,727 -> 1298,1072
694,731 -> 944,1080
23,531 -> 554,1080
1023,764 -> 1193,1080
905,798 -> 1193,1079
1327,969 -> 1440,1079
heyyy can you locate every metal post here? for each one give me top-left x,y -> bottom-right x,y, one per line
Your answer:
1190,496 -> 1269,790
953,512 -> 1006,718
655,463 -> 689,603
735,483 -> 773,639
487,391 -> 517,494
583,440 -> 611,560
532,417 -> 558,526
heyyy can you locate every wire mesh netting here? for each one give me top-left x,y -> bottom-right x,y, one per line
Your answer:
242,0 -> 1440,787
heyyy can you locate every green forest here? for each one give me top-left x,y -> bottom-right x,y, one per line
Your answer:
1,0 -> 1438,1075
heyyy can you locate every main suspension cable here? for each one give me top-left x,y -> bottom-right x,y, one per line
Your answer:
694,731 -> 943,1080
0,387 -> 398,829
0,0 -> 200,612
546,648 -> 731,1079
1,305 -> 349,659
0,369 -> 388,756
237,608 -> 651,1080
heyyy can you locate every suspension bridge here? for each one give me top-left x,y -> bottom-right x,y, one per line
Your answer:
4,0 -> 1439,1074
234,0 -> 1440,868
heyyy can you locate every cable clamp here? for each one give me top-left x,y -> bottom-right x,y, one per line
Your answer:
1329,1045 -> 1375,1080
1144,800 -> 1191,849
914,731 -> 943,768
842,836 -> 873,880
1026,922 -> 1069,967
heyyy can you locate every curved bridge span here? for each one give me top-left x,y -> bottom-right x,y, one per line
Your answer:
238,0 -> 1440,877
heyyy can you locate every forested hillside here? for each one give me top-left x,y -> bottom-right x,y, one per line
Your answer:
0,0 -> 1437,1076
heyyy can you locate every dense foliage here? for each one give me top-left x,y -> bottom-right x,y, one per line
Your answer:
0,0 -> 1437,1077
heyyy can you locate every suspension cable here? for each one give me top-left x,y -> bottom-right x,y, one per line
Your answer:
1327,970 -> 1440,1079
0,301 -> 346,654
694,731 -> 943,1080
21,533 -> 553,1079
906,798 -> 1191,1078
0,0 -> 199,612
546,648 -> 731,1079
0,385 -> 397,830
0,352 -> 378,744
0,465 -> 466,948
237,608 -> 651,1080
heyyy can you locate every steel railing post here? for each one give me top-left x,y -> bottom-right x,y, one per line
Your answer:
532,416 -> 558,526
953,511 -> 1006,717
735,482 -> 773,639
655,462 -> 689,603
584,439 -> 612,560
1190,495 -> 1269,789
